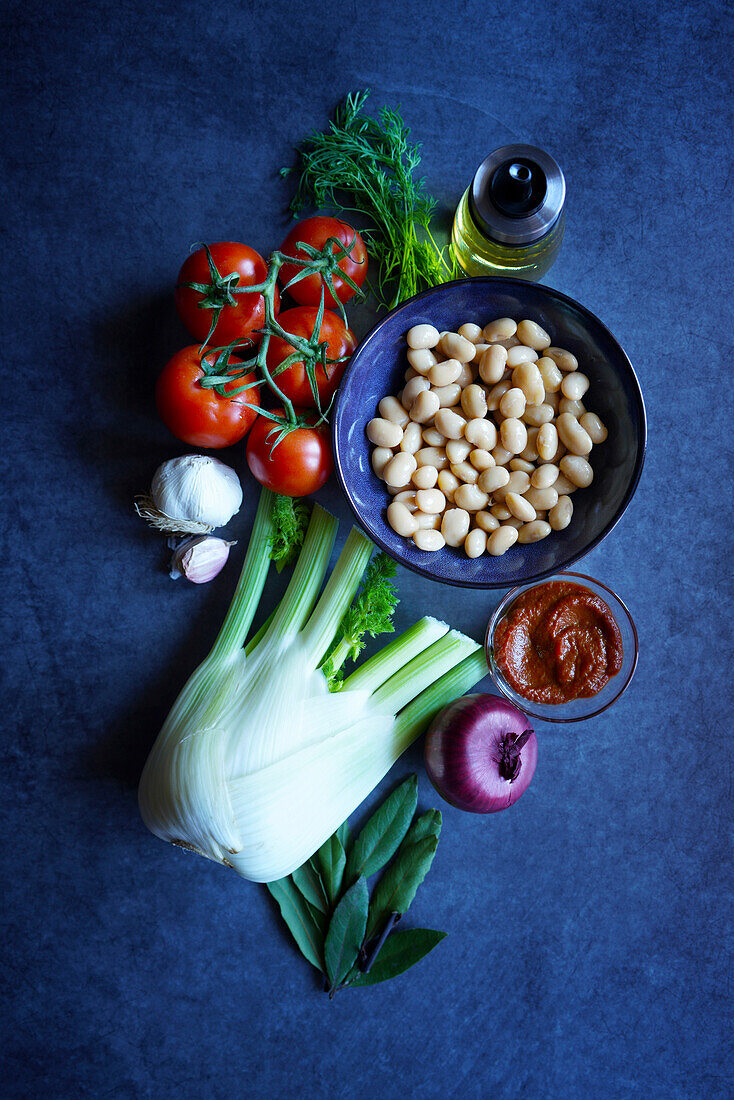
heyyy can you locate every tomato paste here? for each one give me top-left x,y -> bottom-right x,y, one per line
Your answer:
493,581 -> 623,704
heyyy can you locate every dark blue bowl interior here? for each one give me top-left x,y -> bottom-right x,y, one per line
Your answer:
332,277 -> 646,588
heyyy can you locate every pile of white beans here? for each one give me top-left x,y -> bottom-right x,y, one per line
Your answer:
366,317 -> 608,557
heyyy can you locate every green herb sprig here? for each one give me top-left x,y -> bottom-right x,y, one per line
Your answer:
266,776 -> 446,996
320,552 -> 398,690
284,90 -> 458,309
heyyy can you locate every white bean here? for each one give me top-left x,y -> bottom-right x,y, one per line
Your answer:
413,528 -> 445,551
536,357 -> 563,393
478,465 -> 511,494
456,363 -> 475,387
486,380 -> 512,411
520,426 -> 540,462
407,324 -> 439,350
435,407 -> 467,440
400,422 -> 423,453
387,501 -> 419,537
406,347 -> 438,374
491,444 -> 513,467
561,372 -> 590,400
371,447 -> 393,478
560,454 -> 594,487
512,361 -> 545,406
471,343 -> 492,361
464,418 -> 497,450
545,347 -> 578,372
433,382 -> 462,407
404,368 -> 417,381
525,486 -> 559,511
460,384 -> 488,419
416,488 -> 446,514
439,332 -> 476,362
412,465 -> 438,490
469,448 -> 495,471
549,495 -> 574,530
500,418 -> 527,455
483,318 -> 517,342
536,422 -> 559,462
579,412 -> 608,444
384,452 -> 417,486
488,525 -> 519,555
522,403 -> 554,426
454,483 -> 489,512
446,438 -> 472,463
415,512 -> 442,531
509,458 -> 534,474
556,413 -> 593,455
415,446 -> 449,470
437,469 -> 460,502
458,322 -> 483,343
507,345 -> 539,367
518,520 -> 552,543
559,397 -> 587,418
499,387 -> 527,419
553,473 -> 578,495
377,396 -> 409,427
421,427 -> 445,447
478,344 -> 508,384
517,320 -> 551,350
429,358 -> 462,387
393,490 -> 417,508
531,463 -> 559,489
503,516 -> 524,530
441,508 -> 471,546
490,504 -> 512,521
402,376 -> 430,409
464,528 -> 487,558
451,461 -> 479,484
505,492 -> 536,522
367,418 -> 403,448
410,390 -> 440,424
475,510 -> 500,533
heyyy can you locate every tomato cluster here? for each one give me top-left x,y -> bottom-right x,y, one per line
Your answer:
156,217 -> 367,496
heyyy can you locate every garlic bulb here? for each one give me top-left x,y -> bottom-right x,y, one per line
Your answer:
136,454 -> 243,534
170,537 -> 235,583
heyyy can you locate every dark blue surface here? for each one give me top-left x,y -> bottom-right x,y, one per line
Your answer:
333,276 -> 646,587
3,2 -> 732,1098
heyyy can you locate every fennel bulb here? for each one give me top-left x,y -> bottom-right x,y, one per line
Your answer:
139,490 -> 485,883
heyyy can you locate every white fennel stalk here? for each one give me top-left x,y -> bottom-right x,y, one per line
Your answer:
138,490 -> 484,882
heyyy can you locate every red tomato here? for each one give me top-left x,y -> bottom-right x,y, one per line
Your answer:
246,410 -> 333,496
156,346 -> 260,449
175,242 -> 279,346
278,217 -> 368,308
266,306 -> 356,408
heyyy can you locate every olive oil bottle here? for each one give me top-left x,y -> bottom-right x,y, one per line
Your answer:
452,144 -> 566,280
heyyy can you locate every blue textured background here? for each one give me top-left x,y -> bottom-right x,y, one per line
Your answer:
3,1 -> 732,1097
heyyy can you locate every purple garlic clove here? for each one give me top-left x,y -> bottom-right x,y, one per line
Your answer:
170,536 -> 236,584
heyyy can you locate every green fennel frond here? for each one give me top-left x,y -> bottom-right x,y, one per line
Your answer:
321,552 -> 398,691
269,495 -> 310,572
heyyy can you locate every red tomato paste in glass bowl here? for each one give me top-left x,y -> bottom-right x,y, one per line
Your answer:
486,573 -> 638,722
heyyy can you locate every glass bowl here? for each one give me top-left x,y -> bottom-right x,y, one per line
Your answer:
485,572 -> 639,723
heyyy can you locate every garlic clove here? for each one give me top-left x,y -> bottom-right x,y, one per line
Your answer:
170,537 -> 236,584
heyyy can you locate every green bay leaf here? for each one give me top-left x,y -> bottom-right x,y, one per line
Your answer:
324,876 -> 369,989
292,859 -> 328,914
317,832 -> 347,907
345,775 -> 417,885
365,834 -> 439,942
347,929 -> 447,987
266,877 -> 325,971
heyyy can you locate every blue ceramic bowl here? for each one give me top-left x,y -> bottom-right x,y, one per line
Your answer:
332,277 -> 646,588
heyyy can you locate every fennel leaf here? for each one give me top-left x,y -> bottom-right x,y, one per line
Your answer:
269,495 -> 310,572
321,552 -> 398,691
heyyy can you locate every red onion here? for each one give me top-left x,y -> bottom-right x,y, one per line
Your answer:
424,694 -> 537,814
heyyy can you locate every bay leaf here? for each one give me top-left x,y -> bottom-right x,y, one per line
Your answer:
345,775 -> 417,885
266,877 -> 325,971
292,859 -> 328,914
324,876 -> 369,989
347,929 -> 447,987
317,832 -> 347,907
364,834 -> 439,942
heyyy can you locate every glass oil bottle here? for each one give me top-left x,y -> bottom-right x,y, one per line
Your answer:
452,144 -> 566,280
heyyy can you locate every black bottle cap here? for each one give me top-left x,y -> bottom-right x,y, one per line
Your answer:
469,144 -> 565,246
